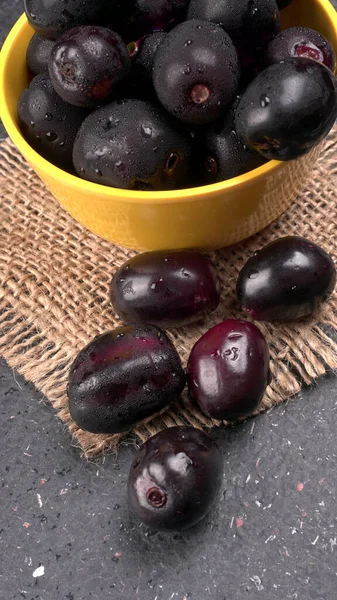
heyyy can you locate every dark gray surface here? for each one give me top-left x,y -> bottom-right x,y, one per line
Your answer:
1,361 -> 337,600
1,2 -> 337,599
0,0 -> 22,46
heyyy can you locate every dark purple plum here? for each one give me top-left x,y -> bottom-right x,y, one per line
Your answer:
48,26 -> 130,108
187,0 -> 280,70
128,426 -> 223,530
110,250 -> 221,329
194,100 -> 266,184
235,58 -> 337,161
276,0 -> 292,9
115,0 -> 190,43
187,319 -> 270,420
153,20 -> 240,125
18,73 -> 88,172
127,32 -> 166,98
67,324 -> 186,434
236,236 -> 337,322
24,0 -> 117,40
73,99 -> 193,190
266,27 -> 336,72
26,34 -> 54,76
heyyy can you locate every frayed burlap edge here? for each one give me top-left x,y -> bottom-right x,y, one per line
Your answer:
0,132 -> 337,457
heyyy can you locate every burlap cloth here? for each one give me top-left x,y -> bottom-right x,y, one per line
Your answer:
1,130 -> 337,457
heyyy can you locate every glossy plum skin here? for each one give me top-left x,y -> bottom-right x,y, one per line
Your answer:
277,0 -> 292,8
187,0 -> 280,69
18,73 -> 88,172
48,27 -> 130,108
235,58 -> 337,161
67,325 -> 186,434
153,20 -> 240,125
194,101 -> 266,184
73,99 -> 193,190
128,426 -> 223,530
26,34 -> 54,76
187,319 -> 270,420
128,32 -> 166,97
110,250 -> 221,329
266,27 -> 336,72
118,0 -> 190,43
24,0 -> 116,40
236,236 -> 337,322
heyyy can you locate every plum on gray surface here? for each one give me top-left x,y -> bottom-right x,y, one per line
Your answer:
236,236 -> 337,322
235,58 -> 337,161
193,99 -> 266,184
48,26 -> 130,108
67,325 -> 186,434
153,20 -> 240,125
187,0 -> 280,69
128,426 -> 223,530
266,27 -> 336,72
24,0 -> 117,40
187,319 -> 270,420
18,73 -> 88,171
26,34 -> 54,76
73,99 -> 193,190
110,250 -> 221,329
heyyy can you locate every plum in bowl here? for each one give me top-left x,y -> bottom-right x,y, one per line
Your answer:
0,0 -> 337,251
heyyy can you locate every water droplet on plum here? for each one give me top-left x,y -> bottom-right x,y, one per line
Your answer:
141,125 -> 152,138
260,94 -> 270,108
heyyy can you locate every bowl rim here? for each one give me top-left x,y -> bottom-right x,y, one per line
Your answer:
1,3 -> 337,205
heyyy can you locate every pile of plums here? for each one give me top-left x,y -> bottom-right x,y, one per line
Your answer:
67,236 -> 336,530
19,0 -> 337,190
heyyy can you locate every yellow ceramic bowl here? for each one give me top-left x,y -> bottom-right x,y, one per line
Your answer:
1,0 -> 337,251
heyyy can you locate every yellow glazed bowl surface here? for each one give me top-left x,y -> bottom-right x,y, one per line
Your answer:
1,0 -> 337,251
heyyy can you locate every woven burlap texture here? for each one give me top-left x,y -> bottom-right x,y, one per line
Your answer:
0,132 -> 337,457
